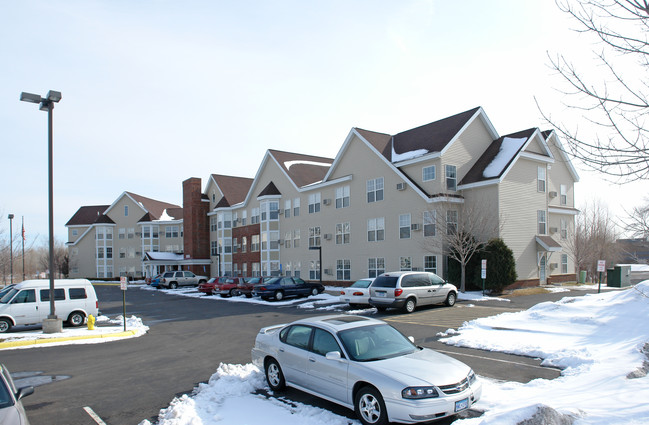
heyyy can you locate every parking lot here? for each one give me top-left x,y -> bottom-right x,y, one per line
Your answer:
0,284 -> 587,425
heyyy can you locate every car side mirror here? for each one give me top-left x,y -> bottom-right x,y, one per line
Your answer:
16,386 -> 34,400
325,351 -> 342,361
408,336 -> 415,344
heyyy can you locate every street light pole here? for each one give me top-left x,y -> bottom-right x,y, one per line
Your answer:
7,214 -> 14,284
20,90 -> 62,333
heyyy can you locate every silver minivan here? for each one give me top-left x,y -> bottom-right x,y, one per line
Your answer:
368,271 -> 458,313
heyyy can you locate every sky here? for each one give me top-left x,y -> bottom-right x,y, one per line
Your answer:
1,0 -> 646,245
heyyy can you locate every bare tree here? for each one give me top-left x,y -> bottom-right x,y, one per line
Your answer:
622,197 -> 649,238
566,199 -> 622,280
421,199 -> 501,292
540,0 -> 649,181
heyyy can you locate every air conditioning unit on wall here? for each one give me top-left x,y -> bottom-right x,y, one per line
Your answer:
324,268 -> 332,275
323,199 -> 332,206
323,233 -> 332,240
549,227 -> 558,234
396,182 -> 407,191
411,223 -> 421,231
549,191 -> 558,198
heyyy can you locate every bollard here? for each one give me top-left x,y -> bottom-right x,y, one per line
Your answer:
87,314 -> 95,330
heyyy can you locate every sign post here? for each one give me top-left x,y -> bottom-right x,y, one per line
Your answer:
120,276 -> 128,331
481,259 -> 487,296
596,260 -> 606,294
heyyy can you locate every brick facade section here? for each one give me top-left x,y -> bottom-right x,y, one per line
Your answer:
232,225 -> 260,276
183,178 -> 210,274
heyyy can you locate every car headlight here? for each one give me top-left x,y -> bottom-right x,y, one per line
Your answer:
468,370 -> 477,385
401,387 -> 439,399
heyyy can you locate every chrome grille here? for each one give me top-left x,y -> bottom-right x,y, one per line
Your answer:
438,377 -> 469,395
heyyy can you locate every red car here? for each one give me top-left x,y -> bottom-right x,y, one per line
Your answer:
215,277 -> 246,297
236,277 -> 271,298
197,277 -> 227,296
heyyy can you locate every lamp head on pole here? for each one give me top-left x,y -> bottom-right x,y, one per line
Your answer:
8,214 -> 14,220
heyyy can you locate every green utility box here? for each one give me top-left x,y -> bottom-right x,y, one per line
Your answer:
607,265 -> 631,287
579,270 -> 587,284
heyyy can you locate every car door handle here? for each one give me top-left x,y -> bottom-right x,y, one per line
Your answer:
279,348 -> 285,353
308,357 -> 316,363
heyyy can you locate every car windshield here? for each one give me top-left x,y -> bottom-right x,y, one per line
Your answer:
351,279 -> 372,288
0,288 -> 19,304
0,367 -> 15,408
338,324 -> 417,362
264,278 -> 282,285
371,276 -> 398,288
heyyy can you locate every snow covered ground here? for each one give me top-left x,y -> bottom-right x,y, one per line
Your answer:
140,282 -> 649,425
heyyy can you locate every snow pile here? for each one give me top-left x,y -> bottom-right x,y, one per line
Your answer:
444,282 -> 649,425
139,363 -> 355,425
482,137 -> 527,178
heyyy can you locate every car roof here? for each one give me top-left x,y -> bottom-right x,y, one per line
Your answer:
13,279 -> 92,289
291,315 -> 386,332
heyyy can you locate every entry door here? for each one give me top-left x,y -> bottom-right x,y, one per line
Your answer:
539,254 -> 547,284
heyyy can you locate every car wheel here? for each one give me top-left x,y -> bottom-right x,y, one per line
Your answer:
355,386 -> 388,425
0,318 -> 12,333
205,291 -> 213,296
274,290 -> 284,301
375,306 -> 387,312
403,298 -> 417,314
67,311 -> 85,327
198,280 -> 206,284
170,282 -> 178,289
265,358 -> 286,391
310,287 -> 319,296
229,288 -> 238,297
446,292 -> 457,307
245,293 -> 252,298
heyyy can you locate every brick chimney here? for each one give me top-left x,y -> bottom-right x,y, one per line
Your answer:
183,178 -> 210,265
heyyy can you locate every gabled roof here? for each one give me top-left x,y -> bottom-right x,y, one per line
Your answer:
138,207 -> 183,222
460,128 -> 539,186
209,174 -> 254,206
103,191 -> 181,221
65,205 -> 112,226
542,130 -> 580,183
391,107 -> 482,161
268,149 -> 333,188
258,181 -> 281,198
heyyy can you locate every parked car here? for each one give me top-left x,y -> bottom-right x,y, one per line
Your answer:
0,279 -> 99,332
0,363 -> 34,425
149,274 -> 163,288
158,271 -> 208,289
236,277 -> 265,298
197,277 -> 227,296
251,315 -> 481,425
215,277 -> 246,297
251,277 -> 324,301
368,271 -> 457,313
339,278 -> 374,308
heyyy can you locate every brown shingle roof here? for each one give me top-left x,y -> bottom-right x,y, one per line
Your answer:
268,150 -> 333,188
258,181 -> 281,198
65,205 -> 113,226
460,128 -> 537,186
125,192 -> 181,221
355,128 -> 392,159
211,174 -> 254,206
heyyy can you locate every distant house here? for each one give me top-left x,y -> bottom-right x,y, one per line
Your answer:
184,107 -> 579,285
616,238 -> 649,264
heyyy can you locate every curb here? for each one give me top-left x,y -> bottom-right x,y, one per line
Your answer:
0,329 -> 138,349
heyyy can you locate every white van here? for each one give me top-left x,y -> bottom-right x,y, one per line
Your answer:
0,279 -> 99,333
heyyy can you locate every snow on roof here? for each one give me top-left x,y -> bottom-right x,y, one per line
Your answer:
283,160 -> 331,169
146,252 -> 183,261
391,145 -> 428,162
482,137 -> 527,178
156,209 -> 174,221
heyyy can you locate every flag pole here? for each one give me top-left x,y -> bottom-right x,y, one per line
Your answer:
22,216 -> 25,282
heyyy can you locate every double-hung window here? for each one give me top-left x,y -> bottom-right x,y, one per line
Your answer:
308,193 -> 321,214
423,165 -> 436,181
335,186 -> 350,208
445,165 -> 457,191
367,177 -> 384,203
399,214 -> 411,239
538,167 -> 546,192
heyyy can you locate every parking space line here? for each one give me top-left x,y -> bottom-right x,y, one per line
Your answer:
83,406 -> 107,425
433,348 -> 560,372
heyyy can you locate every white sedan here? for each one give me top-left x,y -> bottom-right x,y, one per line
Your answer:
251,315 -> 481,425
339,278 -> 374,308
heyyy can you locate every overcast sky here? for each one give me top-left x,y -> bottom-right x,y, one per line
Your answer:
1,0 -> 645,244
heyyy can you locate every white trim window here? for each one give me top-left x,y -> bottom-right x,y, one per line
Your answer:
423,165 -> 436,181
241,210 -> 247,226
400,256 -> 412,271
336,222 -> 350,244
293,229 -> 300,248
241,236 -> 247,253
336,259 -> 351,281
251,235 -> 260,252
560,219 -> 568,240
285,231 -> 292,248
561,254 -> 568,274
368,257 -> 385,278
309,226 -> 321,247
424,255 -> 437,274
308,193 -> 321,214
446,210 -> 458,235
293,197 -> 300,217
210,241 -> 218,256
538,166 -> 546,192
284,200 -> 291,218
423,211 -> 436,237
367,177 -> 384,203
367,217 -> 385,242
538,210 -> 547,235
399,214 -> 411,239
445,165 -> 457,191
336,185 -> 350,209
310,260 -> 320,280
560,184 -> 567,205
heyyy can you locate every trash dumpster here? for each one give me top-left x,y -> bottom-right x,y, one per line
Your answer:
607,265 -> 631,287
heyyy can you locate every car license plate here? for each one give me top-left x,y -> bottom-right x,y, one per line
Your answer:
342,298 -> 350,302
377,292 -> 386,297
455,398 -> 469,412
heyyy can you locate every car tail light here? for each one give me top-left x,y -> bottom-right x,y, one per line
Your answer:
96,301 -> 98,309
259,286 -> 266,291
340,291 -> 345,295
395,288 -> 403,297
353,291 -> 364,296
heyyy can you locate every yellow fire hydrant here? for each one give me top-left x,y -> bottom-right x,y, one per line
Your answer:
87,314 -> 95,330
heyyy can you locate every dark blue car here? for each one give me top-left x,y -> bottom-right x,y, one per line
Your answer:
251,277 -> 324,301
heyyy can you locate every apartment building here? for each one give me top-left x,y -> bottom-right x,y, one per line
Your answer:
66,192 -> 185,279
190,107 -> 579,285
